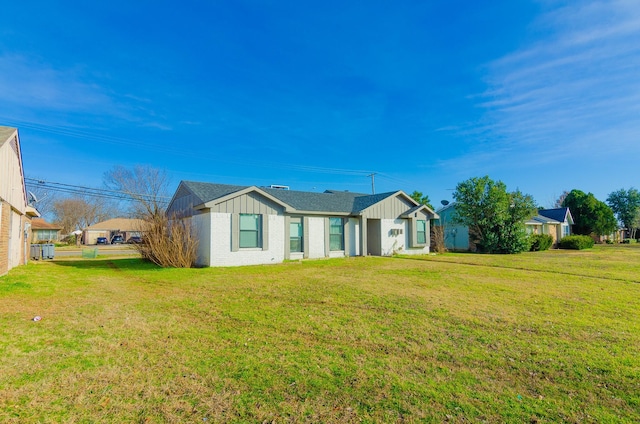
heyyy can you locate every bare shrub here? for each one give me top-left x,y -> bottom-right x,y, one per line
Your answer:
431,224 -> 447,253
135,213 -> 198,268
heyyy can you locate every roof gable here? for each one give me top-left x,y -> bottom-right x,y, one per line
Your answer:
0,126 -> 27,212
203,186 -> 292,211
538,208 -> 573,225
31,218 -> 62,230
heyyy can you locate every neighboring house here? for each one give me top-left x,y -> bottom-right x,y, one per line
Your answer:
31,218 -> 62,243
434,203 -> 472,251
525,208 -> 574,247
0,127 -> 39,276
435,204 -> 574,251
166,181 -> 439,267
83,218 -> 145,244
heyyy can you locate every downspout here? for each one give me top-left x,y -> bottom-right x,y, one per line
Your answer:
24,221 -> 31,265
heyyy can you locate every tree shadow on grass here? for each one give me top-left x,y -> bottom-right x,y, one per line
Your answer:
51,257 -> 161,271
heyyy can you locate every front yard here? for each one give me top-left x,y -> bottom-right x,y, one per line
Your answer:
1,246 -> 639,422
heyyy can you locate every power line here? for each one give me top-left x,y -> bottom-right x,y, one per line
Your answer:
6,119 -> 377,177
24,178 -> 170,204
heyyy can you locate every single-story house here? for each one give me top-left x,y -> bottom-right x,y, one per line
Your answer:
31,218 -> 62,243
1,126 -> 39,276
435,204 -> 574,251
82,218 -> 145,244
525,208 -> 574,247
166,181 -> 439,267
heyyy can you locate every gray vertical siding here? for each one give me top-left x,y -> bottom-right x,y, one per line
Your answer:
211,192 -> 284,215
362,195 -> 415,219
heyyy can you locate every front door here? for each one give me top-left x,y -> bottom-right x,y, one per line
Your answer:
366,219 -> 382,256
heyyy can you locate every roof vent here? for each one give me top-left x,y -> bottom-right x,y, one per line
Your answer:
269,185 -> 290,190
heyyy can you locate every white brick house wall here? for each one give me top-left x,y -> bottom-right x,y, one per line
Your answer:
192,213 -> 211,266
380,218 -> 405,256
348,217 -> 360,257
205,213 -> 285,267
307,217 -> 326,259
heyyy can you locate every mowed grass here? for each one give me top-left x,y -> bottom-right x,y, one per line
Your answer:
0,246 -> 639,423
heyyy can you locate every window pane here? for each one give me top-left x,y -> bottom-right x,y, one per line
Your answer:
240,230 -> 259,248
329,218 -> 343,250
417,220 -> 426,244
240,214 -> 259,230
239,214 -> 260,248
290,222 -> 302,237
290,220 -> 303,252
330,234 -> 343,251
329,217 -> 342,234
290,238 -> 302,252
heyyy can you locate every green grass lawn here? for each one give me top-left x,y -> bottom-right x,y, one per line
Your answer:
1,245 -> 639,423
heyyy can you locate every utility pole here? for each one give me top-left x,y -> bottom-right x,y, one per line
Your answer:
367,173 -> 376,194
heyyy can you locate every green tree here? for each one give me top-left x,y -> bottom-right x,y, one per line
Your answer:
561,190 -> 618,236
410,191 -> 433,209
607,188 -> 640,239
453,176 -> 537,254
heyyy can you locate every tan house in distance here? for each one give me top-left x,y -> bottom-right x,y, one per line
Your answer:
83,218 -> 145,244
1,126 -> 39,276
525,208 -> 574,247
31,218 -> 63,243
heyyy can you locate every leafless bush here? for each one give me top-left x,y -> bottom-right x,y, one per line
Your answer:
431,224 -> 447,253
135,213 -> 198,268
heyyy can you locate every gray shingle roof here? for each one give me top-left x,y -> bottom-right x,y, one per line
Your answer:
182,181 -> 249,204
538,208 -> 570,223
181,181 -> 400,214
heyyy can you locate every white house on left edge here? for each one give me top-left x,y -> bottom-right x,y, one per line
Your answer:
166,181 -> 439,267
0,127 -> 39,276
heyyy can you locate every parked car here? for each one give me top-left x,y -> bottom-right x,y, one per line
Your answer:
127,236 -> 142,244
111,235 -> 125,244
96,237 -> 108,245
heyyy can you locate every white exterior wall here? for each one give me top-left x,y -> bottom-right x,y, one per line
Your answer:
307,217 -> 326,259
379,218 -> 406,256
209,212 -> 285,267
0,135 -> 26,216
192,213 -> 212,267
348,217 -> 360,257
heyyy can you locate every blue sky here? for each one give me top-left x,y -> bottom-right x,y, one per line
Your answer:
2,0 -> 639,208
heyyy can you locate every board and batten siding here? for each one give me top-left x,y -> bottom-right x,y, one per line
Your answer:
166,184 -> 202,218
361,194 -> 415,219
209,192 -> 285,215
0,130 -> 26,215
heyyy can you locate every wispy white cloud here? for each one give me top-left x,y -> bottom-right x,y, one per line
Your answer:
458,0 -> 640,168
0,54 -> 173,131
0,54 -> 115,113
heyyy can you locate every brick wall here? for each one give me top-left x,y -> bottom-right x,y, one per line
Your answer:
209,213 -> 286,267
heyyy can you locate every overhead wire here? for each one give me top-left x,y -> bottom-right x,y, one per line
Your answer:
5,118 -> 377,177
24,178 -> 171,204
